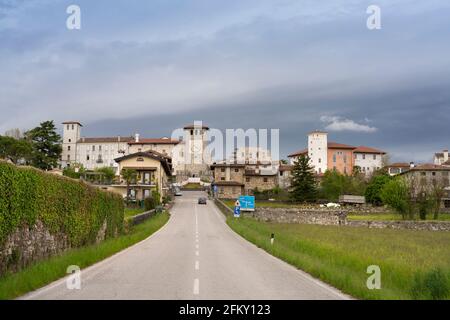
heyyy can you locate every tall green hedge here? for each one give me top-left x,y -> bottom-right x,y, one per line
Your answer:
0,161 -> 124,247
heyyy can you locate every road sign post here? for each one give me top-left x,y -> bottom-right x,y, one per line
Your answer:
234,199 -> 241,218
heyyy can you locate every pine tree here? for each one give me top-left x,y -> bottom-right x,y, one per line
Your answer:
290,155 -> 317,202
25,120 -> 62,170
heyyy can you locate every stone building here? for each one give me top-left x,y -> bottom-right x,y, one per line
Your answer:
211,162 -> 278,199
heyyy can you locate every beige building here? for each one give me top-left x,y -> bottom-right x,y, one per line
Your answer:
434,149 -> 449,165
108,151 -> 173,202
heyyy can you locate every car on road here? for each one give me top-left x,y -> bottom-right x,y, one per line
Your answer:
198,197 -> 207,205
174,187 -> 182,196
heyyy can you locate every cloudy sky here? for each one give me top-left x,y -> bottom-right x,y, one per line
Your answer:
1,0 -> 449,162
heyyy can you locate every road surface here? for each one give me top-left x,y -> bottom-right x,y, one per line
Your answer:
21,191 -> 349,300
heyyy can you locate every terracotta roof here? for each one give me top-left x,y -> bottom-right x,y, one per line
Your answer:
213,181 -> 244,186
409,164 -> 450,171
354,146 -> 386,154
78,136 -> 133,143
327,142 -> 356,149
279,165 -> 294,171
387,162 -> 411,168
128,138 -> 180,145
287,149 -> 308,158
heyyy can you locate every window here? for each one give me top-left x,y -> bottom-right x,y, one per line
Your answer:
333,154 -> 336,163
373,154 -> 377,160
99,145 -> 102,151
235,168 -> 239,172
318,158 -> 321,163
221,168 -> 225,172
68,139 -> 71,143
263,178 -> 268,182
67,124 -> 70,130
67,155 -> 70,161
190,130 -> 194,135
421,172 -> 426,176
86,155 -> 90,161
72,124 -> 74,130
221,177 -> 225,181
68,146 -> 71,151
280,171 -> 284,176
363,154 -> 366,160
354,154 -> 358,159
246,177 -> 250,182
344,155 -> 347,163
432,172 -> 436,176
92,145 -> 95,151
137,157 -> 144,162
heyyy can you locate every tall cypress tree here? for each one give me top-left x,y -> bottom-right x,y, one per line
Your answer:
290,155 -> 317,202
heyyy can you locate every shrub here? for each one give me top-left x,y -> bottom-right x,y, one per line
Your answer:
144,196 -> 157,211
411,268 -> 450,300
0,161 -> 124,250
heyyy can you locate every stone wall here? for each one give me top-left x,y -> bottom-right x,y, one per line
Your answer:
0,220 -> 107,275
248,207 -> 346,226
346,220 -> 450,232
246,207 -> 450,232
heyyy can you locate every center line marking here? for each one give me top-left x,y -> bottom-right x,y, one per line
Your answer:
196,244 -> 199,249
193,278 -> 199,295
196,250 -> 199,256
195,261 -> 199,270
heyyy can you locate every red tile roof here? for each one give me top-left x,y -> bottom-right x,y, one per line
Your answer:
327,142 -> 356,149
410,164 -> 450,171
78,136 -> 133,143
354,146 -> 386,154
128,138 -> 180,145
387,162 -> 411,168
287,148 -> 308,157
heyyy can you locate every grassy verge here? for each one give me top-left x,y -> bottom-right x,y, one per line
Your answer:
124,207 -> 146,218
222,199 -> 300,209
0,211 -> 170,300
226,216 -> 450,299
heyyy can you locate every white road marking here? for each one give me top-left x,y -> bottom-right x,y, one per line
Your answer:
193,278 -> 199,295
196,244 -> 199,249
195,261 -> 200,270
196,250 -> 199,256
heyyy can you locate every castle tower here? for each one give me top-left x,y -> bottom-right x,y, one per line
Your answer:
183,121 -> 210,177
61,121 -> 82,168
308,130 -> 328,174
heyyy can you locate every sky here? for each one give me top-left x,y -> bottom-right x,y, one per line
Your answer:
1,0 -> 449,162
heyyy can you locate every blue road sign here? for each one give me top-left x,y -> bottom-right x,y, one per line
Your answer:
234,205 -> 241,217
239,195 -> 255,211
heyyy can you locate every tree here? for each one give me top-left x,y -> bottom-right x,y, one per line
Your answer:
25,121 -> 62,170
320,170 -> 346,201
95,166 -> 116,184
365,174 -> 391,205
381,178 -> 413,219
0,135 -> 33,164
429,180 -> 446,220
121,168 -> 137,204
290,155 -> 317,202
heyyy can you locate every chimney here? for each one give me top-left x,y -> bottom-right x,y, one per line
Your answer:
118,135 -> 121,142
444,150 -> 449,162
410,162 -> 415,168
135,133 -> 140,143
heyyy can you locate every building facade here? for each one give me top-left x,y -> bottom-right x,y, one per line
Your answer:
288,131 -> 386,177
434,149 -> 449,165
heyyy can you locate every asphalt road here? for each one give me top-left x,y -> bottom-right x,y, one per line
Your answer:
21,191 -> 349,300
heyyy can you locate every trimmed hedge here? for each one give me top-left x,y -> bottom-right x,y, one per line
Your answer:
0,161 -> 124,247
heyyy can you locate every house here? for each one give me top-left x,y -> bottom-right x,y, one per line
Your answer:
398,164 -> 450,208
434,149 -> 449,165
211,162 -> 278,199
128,135 -> 180,158
385,162 -> 412,176
288,131 -> 386,176
109,151 -> 173,202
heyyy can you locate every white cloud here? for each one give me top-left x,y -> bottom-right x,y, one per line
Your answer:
320,116 -> 377,133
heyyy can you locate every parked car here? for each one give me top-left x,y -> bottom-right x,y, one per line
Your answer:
198,197 -> 207,205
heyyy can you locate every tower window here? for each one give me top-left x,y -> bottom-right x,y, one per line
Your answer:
68,146 -> 71,151
72,124 -> 74,130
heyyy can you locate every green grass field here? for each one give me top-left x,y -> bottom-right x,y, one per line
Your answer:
227,216 -> 450,299
0,212 -> 169,300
